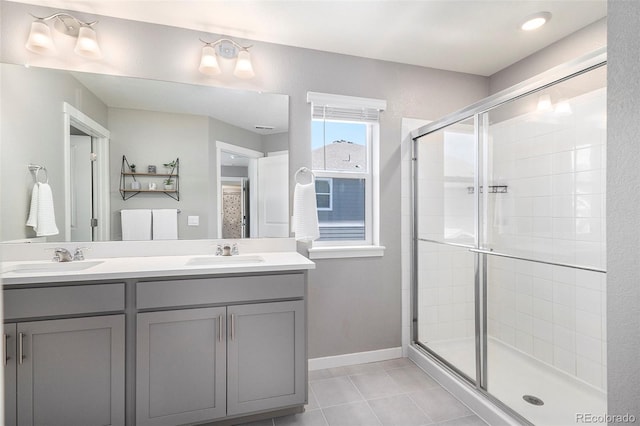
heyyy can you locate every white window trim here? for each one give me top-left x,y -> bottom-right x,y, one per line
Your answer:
315,177 -> 333,211
307,92 -> 385,258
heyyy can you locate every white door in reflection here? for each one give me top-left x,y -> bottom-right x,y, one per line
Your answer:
70,134 -> 94,241
256,154 -> 289,237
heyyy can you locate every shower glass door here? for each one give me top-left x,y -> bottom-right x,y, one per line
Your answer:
414,58 -> 607,425
480,65 -> 607,425
414,117 -> 478,382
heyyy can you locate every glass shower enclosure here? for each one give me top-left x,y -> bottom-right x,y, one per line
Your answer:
412,51 -> 607,425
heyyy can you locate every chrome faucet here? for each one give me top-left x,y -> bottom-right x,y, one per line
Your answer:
73,247 -> 88,261
215,242 -> 239,256
52,247 -> 88,262
53,248 -> 73,262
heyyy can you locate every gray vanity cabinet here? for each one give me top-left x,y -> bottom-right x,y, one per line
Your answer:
227,300 -> 306,416
5,315 -> 125,426
2,283 -> 126,426
136,307 -> 227,426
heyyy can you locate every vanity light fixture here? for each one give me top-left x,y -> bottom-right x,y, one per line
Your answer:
199,38 -> 255,79
520,11 -> 552,31
25,12 -> 102,59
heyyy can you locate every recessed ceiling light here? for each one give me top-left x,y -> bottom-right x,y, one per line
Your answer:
521,12 -> 551,31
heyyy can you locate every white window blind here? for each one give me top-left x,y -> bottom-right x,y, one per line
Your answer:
307,91 -> 386,122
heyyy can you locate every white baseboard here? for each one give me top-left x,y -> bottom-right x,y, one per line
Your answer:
308,347 -> 403,371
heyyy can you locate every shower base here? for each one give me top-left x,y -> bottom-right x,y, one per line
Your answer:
425,337 -> 606,426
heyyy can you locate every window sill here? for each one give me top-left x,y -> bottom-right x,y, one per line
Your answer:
307,245 -> 385,260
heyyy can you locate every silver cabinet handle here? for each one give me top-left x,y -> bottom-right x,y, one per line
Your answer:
3,333 -> 9,366
18,332 -> 25,365
230,314 -> 235,341
218,315 -> 224,342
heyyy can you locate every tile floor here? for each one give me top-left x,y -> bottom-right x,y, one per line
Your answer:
236,358 -> 487,426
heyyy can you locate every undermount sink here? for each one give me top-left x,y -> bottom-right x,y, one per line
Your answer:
4,260 -> 105,274
185,255 -> 265,266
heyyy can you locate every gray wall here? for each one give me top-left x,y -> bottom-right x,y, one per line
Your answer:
0,64 -> 108,242
0,1 -> 488,358
607,0 -> 640,421
109,108 -> 264,240
489,18 -> 606,94
109,108 -> 210,240
262,132 -> 289,153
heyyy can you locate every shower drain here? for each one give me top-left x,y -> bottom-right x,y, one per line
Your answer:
523,395 -> 544,406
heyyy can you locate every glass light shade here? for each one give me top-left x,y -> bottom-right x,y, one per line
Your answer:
199,45 -> 221,76
555,99 -> 573,116
25,20 -> 56,55
234,50 -> 255,79
74,26 -> 102,59
537,94 -> 552,111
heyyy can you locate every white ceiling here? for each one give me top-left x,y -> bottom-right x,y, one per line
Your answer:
17,0 -> 606,76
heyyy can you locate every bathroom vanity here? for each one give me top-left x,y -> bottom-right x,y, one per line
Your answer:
1,243 -> 314,426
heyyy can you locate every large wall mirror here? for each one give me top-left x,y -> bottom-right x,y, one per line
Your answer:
0,62 -> 290,243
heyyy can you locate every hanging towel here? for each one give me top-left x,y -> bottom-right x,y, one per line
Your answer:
26,183 -> 59,236
152,209 -> 178,240
121,209 -> 152,241
293,182 -> 320,242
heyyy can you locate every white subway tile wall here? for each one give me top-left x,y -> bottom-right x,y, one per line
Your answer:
486,88 -> 607,390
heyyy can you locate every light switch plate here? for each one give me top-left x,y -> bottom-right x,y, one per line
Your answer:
187,216 -> 199,226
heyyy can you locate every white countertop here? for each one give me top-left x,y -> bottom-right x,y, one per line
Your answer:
1,251 -> 315,285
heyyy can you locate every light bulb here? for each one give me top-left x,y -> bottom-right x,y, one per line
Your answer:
199,45 -> 221,76
25,20 -> 56,55
521,12 -> 552,31
555,99 -> 572,116
74,26 -> 102,59
537,94 -> 552,112
234,50 -> 255,79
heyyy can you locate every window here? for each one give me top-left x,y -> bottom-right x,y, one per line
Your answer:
315,178 -> 333,211
307,92 -> 386,256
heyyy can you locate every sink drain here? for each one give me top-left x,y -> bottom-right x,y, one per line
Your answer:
523,395 -> 544,406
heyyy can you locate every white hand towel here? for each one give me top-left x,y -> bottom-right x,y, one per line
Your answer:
293,182 -> 320,241
26,183 -> 59,236
26,183 -> 39,229
121,209 -> 152,241
152,209 -> 178,240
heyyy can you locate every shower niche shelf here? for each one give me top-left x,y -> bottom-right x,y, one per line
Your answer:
119,155 -> 180,201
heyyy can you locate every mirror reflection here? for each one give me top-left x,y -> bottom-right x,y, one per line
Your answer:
0,63 -> 290,242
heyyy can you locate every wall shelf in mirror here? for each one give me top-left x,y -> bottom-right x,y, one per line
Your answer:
119,155 -> 180,201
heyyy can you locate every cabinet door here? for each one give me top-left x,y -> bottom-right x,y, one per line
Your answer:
227,300 -> 306,416
4,324 -> 17,426
136,307 -> 227,426
16,315 -> 125,426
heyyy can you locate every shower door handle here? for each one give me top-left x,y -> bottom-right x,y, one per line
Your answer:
467,248 -> 606,273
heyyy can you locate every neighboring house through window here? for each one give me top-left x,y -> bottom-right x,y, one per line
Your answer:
307,92 -> 386,256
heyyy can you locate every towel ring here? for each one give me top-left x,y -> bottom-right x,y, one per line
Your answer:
295,167 -> 315,184
28,164 -> 48,184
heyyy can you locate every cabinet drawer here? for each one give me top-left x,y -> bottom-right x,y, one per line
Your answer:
137,273 -> 304,309
4,283 -> 125,320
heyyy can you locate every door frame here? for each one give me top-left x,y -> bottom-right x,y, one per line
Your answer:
215,141 -> 263,238
63,103 -> 111,241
